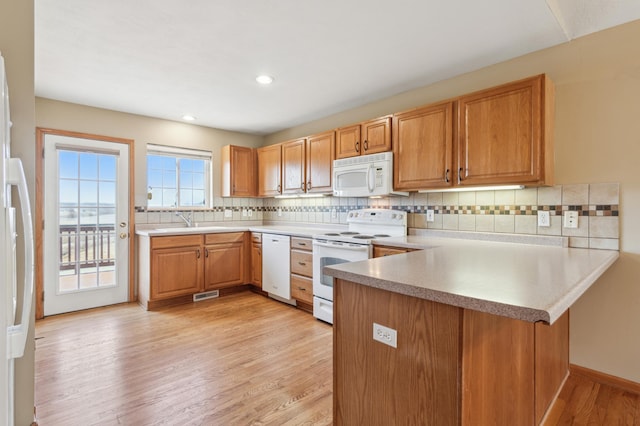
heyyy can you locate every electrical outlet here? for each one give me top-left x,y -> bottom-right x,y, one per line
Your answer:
224,209 -> 232,218
426,209 -> 435,222
537,210 -> 550,227
373,323 -> 397,348
277,208 -> 282,217
331,208 -> 337,219
248,209 -> 253,217
242,208 -> 248,217
564,211 -> 579,229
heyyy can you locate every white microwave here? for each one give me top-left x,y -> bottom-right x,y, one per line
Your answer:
332,152 -> 408,197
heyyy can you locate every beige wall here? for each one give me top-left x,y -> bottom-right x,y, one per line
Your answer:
266,21 -> 640,382
1,0 -> 36,424
36,98 -> 264,205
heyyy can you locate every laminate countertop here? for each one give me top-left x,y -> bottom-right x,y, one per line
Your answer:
326,233 -> 619,324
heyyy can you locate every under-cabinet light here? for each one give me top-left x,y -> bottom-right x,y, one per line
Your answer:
419,185 -> 526,193
274,193 -> 330,199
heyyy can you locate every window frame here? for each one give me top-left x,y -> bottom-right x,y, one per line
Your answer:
146,144 -> 213,210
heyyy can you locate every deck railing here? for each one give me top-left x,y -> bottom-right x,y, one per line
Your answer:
59,224 -> 116,271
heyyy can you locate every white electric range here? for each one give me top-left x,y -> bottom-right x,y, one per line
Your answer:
312,209 -> 407,324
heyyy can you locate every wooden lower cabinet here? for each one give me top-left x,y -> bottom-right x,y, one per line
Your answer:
150,242 -> 203,300
334,279 -> 569,425
204,233 -> 245,290
290,237 -> 313,311
250,233 -> 262,288
372,245 -> 415,258
138,232 -> 248,310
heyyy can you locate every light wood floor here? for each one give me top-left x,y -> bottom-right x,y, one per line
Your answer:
35,290 -> 640,425
35,291 -> 333,425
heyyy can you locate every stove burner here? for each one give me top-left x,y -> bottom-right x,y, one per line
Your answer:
373,234 -> 391,238
340,232 -> 359,235
352,235 -> 375,239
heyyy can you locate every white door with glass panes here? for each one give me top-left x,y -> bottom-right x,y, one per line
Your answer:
43,134 -> 130,316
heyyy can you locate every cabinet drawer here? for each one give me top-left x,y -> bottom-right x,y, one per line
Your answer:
204,232 -> 245,245
291,250 -> 312,277
291,274 -> 313,304
291,237 -> 312,251
373,245 -> 414,258
251,232 -> 262,243
151,234 -> 202,249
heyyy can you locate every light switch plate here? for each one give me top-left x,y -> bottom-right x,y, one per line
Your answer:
564,211 -> 579,228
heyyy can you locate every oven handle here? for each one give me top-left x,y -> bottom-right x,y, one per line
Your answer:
313,240 -> 370,251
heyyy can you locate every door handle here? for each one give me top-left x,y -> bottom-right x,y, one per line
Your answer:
119,222 -> 127,228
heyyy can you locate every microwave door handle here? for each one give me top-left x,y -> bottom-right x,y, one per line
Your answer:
367,164 -> 375,193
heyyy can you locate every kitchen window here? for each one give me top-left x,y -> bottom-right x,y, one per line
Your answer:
146,144 -> 212,209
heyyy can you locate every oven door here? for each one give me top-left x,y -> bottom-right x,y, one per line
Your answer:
312,240 -> 371,301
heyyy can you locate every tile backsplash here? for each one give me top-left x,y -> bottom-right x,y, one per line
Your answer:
135,183 -> 619,250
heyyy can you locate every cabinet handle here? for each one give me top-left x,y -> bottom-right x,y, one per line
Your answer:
277,184 -> 281,192
257,250 -> 261,255
301,182 -> 305,191
298,261 -> 306,266
298,242 -> 307,246
445,169 -> 450,183
205,248 -> 209,258
297,287 -> 306,291
364,140 -> 369,151
458,167 -> 463,182
307,181 -> 312,190
355,141 -> 360,152
196,249 -> 201,259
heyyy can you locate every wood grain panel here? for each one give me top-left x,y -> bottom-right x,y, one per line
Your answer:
204,231 -> 245,245
257,144 -> 282,196
361,116 -> 392,155
462,309 -> 535,425
221,145 -> 256,197
335,124 -> 361,159
290,250 -> 312,277
151,234 -> 202,249
282,138 -> 306,194
372,245 -> 413,257
334,279 -> 460,425
535,310 -> 570,423
150,245 -> 203,299
290,274 -> 313,304
290,237 -> 312,251
204,241 -> 244,290
306,130 -> 334,193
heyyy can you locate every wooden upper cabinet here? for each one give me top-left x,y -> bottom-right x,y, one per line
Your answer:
221,145 -> 256,197
306,130 -> 335,193
257,144 -> 282,196
336,116 -> 391,159
457,74 -> 554,186
282,138 -> 306,195
393,102 -> 454,191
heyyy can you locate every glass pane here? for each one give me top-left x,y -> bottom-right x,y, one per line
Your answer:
162,157 -> 176,171
80,208 -> 98,227
180,189 -> 193,206
149,188 -> 163,207
59,151 -> 78,179
99,182 -> 116,205
148,170 -> 162,187
192,173 -> 204,188
180,158 -> 193,172
79,153 -> 98,179
192,190 -> 205,206
59,207 -> 78,226
147,155 -> 164,170
98,207 -> 116,227
163,172 -> 176,188
59,179 -> 78,205
163,189 -> 176,207
80,181 -> 98,206
180,171 -> 193,189
98,155 -> 116,181
192,160 -> 205,173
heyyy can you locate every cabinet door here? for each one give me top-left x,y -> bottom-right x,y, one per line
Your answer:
231,145 -> 255,196
393,102 -> 453,191
306,131 -> 335,193
251,243 -> 262,287
257,144 -> 282,196
361,116 -> 392,155
335,124 -> 361,159
204,242 -> 245,290
282,138 -> 306,194
150,245 -> 203,300
458,75 -> 551,186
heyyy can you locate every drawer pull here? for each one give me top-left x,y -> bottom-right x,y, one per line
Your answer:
298,262 -> 306,266
298,242 -> 307,246
297,287 -> 306,291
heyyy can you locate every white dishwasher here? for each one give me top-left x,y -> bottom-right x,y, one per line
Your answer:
262,234 -> 291,301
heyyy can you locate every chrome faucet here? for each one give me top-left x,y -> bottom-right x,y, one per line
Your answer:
176,212 -> 193,227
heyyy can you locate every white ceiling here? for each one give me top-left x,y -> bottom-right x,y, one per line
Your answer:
35,1 -> 640,136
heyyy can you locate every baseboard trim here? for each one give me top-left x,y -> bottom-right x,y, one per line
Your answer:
570,364 -> 640,395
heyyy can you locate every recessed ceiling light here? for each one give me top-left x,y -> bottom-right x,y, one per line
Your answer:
182,115 -> 196,121
256,75 -> 274,85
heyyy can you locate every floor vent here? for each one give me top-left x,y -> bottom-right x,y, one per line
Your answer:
193,290 -> 219,302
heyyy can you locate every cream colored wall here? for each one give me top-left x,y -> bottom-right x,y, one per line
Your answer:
1,0 -> 35,424
35,98 -> 264,206
266,20 -> 640,383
